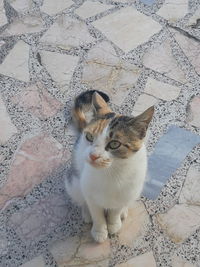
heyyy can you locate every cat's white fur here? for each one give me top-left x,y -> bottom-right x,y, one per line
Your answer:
65,125 -> 147,243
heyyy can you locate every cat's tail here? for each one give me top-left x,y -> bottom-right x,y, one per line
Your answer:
72,90 -> 110,132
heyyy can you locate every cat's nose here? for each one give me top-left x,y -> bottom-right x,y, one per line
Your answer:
89,153 -> 100,161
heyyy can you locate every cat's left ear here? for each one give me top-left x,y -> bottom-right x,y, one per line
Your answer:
92,92 -> 112,116
130,106 -> 154,139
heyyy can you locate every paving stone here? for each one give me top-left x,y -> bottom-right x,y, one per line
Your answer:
0,40 -> 29,82
0,94 -> 17,144
0,134 -> 69,209
132,93 -> 158,116
156,204 -> 200,243
157,0 -> 188,22
41,0 -> 74,15
11,83 -> 63,119
179,165 -> 200,205
117,251 -> 156,267
75,1 -> 113,19
50,230 -> 110,266
143,39 -> 186,83
9,194 -> 68,243
21,255 -> 45,267
0,0 -> 7,27
119,201 -> 150,246
144,78 -> 181,101
3,15 -> 44,36
171,29 -> 200,75
143,126 -> 200,199
40,15 -> 94,49
187,8 -> 200,27
187,96 -> 200,128
40,51 -> 79,92
92,7 -> 162,53
82,41 -> 141,105
140,0 -> 156,5
9,0 -> 32,13
172,255 -> 195,267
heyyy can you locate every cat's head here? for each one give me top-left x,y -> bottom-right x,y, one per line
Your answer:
81,92 -> 154,168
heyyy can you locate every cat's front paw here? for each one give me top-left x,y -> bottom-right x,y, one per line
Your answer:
107,220 -> 122,235
91,226 -> 108,243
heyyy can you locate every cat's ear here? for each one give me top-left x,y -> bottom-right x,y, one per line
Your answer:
92,92 -> 112,116
129,106 -> 154,139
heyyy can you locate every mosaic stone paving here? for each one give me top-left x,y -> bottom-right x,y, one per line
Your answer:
0,0 -> 200,266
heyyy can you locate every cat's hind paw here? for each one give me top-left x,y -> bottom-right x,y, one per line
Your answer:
120,207 -> 128,221
107,220 -> 122,235
91,227 -> 108,243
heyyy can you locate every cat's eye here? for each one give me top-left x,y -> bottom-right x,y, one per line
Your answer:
85,132 -> 94,142
108,140 -> 121,150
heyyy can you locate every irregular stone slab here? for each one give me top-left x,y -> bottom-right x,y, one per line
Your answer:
143,40 -> 186,83
156,204 -> 200,243
50,230 -> 110,266
0,94 -> 17,144
144,78 -> 181,101
132,93 -> 157,116
40,51 -> 79,92
172,255 -> 195,267
157,0 -> 188,22
140,0 -> 156,5
40,15 -> 94,50
92,7 -> 162,53
82,41 -> 141,105
41,0 -> 74,15
187,96 -> 200,128
0,40 -> 29,82
117,251 -> 156,267
11,84 -> 63,119
3,15 -> 44,36
171,29 -> 200,75
21,255 -> 45,267
0,133 -> 69,209
9,194 -> 68,243
179,165 -> 200,205
0,0 -> 7,27
75,1 -> 113,19
9,0 -> 32,12
187,8 -> 200,27
119,201 -> 150,246
143,126 -> 200,199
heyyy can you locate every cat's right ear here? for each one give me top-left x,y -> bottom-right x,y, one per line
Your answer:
92,92 -> 112,116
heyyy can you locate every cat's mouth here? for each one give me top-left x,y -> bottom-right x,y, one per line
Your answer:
87,158 -> 111,168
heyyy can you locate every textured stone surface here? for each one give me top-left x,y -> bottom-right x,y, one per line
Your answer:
119,201 -> 150,246
0,94 -> 17,144
157,0 -> 188,22
187,8 -> 200,27
171,29 -> 200,75
0,134 -> 69,209
40,15 -> 94,49
92,7 -> 162,52
9,0 -> 32,12
156,204 -> 200,243
179,165 -> 200,205
143,126 -> 200,199
40,51 -> 79,91
141,0 -> 156,5
82,41 -> 141,105
172,255 -> 195,267
144,78 -> 181,101
41,0 -> 74,15
75,1 -> 113,19
21,255 -> 45,267
0,40 -> 29,82
0,0 -> 7,26
132,93 -> 157,116
143,40 -> 186,83
187,96 -> 200,128
3,16 -> 44,35
12,84 -> 63,118
117,251 -> 156,267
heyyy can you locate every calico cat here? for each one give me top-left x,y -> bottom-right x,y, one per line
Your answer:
65,90 -> 154,243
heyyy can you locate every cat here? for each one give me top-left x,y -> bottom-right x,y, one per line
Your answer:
65,90 -> 154,243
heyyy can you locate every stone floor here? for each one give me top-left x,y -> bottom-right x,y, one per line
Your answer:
0,0 -> 200,266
